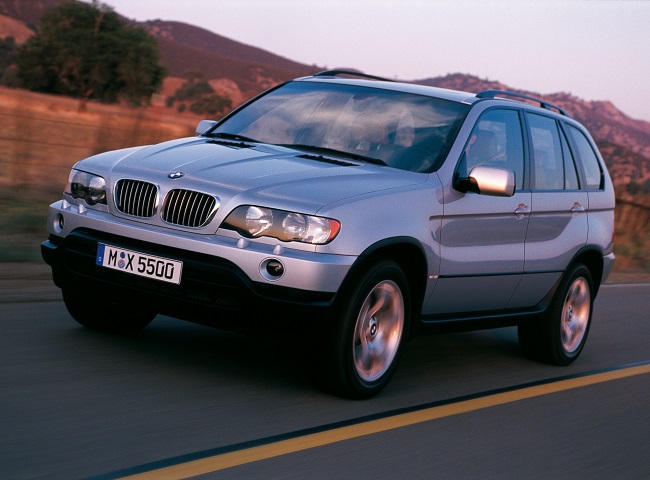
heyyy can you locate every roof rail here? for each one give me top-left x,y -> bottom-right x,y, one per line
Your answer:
313,70 -> 394,82
476,89 -> 570,117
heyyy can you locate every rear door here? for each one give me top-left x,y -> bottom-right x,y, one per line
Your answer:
507,113 -> 588,308
563,122 -> 615,257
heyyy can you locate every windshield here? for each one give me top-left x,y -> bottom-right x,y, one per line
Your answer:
211,81 -> 470,173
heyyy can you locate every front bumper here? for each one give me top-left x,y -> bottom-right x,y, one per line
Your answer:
43,200 -> 356,330
42,230 -> 340,331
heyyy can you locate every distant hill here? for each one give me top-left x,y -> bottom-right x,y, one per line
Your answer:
137,20 -> 322,99
140,20 -> 316,76
0,0 -> 52,28
1,0 -> 648,192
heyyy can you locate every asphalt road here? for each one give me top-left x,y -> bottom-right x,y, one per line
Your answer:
1,280 -> 649,479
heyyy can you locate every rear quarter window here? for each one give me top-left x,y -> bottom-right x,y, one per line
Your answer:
565,124 -> 603,189
527,113 -> 564,190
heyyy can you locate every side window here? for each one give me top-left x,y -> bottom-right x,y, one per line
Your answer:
560,128 -> 580,189
527,113 -> 564,190
566,125 -> 603,190
460,109 -> 524,190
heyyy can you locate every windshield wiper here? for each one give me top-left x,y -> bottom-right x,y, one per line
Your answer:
280,144 -> 387,166
206,132 -> 261,143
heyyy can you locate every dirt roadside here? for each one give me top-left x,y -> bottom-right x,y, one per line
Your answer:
1,262 -> 648,304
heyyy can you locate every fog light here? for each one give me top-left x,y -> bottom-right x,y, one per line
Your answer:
260,258 -> 285,281
266,260 -> 284,277
54,213 -> 64,233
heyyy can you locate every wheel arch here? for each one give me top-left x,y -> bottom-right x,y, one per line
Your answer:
342,237 -> 429,332
570,246 -> 604,293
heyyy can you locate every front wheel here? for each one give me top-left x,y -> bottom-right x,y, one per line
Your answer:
326,261 -> 410,399
63,289 -> 156,335
518,264 -> 594,365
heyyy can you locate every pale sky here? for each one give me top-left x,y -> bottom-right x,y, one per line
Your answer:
98,0 -> 650,122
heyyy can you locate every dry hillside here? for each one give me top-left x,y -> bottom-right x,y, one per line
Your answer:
0,13 -> 31,41
0,86 -> 199,262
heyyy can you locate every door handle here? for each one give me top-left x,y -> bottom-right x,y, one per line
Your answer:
515,204 -> 529,218
571,202 -> 586,213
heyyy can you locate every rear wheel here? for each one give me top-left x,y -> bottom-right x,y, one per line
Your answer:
326,261 -> 410,398
518,263 -> 593,365
63,289 -> 156,335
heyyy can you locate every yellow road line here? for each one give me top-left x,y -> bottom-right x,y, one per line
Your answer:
121,363 -> 650,480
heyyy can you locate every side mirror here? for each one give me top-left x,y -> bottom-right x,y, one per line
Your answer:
195,120 -> 217,136
455,166 -> 515,197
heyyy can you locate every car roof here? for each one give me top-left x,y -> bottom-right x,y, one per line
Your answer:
295,75 -> 477,105
296,71 -> 571,118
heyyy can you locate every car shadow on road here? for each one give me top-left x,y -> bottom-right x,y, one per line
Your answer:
64,314 -> 323,394
60,312 -> 539,401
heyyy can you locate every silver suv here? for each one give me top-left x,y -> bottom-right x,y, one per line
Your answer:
42,71 -> 615,398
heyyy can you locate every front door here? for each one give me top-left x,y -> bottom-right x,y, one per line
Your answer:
425,108 -> 530,315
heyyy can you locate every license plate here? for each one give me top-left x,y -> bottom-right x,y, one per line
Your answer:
96,243 -> 183,285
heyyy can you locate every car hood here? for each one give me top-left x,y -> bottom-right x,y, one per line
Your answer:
81,137 -> 427,213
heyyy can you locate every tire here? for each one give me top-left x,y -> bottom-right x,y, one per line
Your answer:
63,289 -> 156,335
518,263 -> 593,365
326,261 -> 410,399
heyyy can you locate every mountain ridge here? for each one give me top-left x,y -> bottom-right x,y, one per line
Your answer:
140,20 -> 316,75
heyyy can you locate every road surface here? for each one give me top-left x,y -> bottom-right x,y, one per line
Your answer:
1,271 -> 648,479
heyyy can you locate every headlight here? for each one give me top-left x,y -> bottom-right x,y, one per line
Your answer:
245,206 -> 273,236
65,169 -> 107,206
222,205 -> 341,244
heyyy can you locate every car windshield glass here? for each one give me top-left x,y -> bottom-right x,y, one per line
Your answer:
211,81 -> 470,173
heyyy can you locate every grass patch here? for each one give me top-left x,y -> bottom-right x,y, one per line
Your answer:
0,189 -> 58,262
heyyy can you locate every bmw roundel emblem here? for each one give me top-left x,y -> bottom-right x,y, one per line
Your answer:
168,171 -> 184,179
